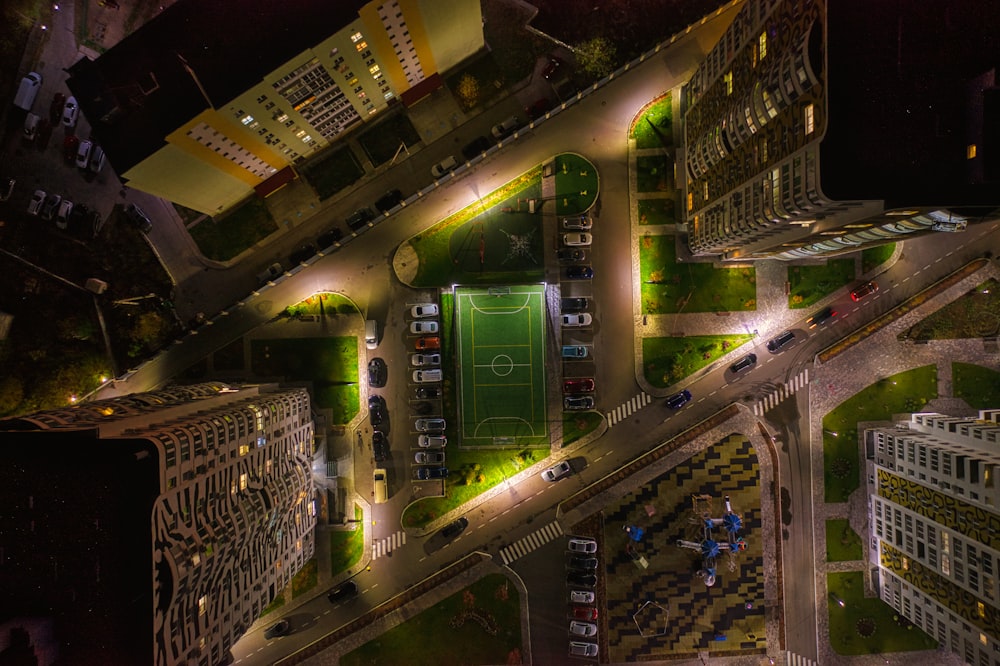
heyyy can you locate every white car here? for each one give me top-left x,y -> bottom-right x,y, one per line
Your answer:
413,369 -> 443,383
61,96 -> 79,127
75,140 -> 93,169
415,451 -> 446,465
410,353 -> 441,367
411,303 -> 439,318
541,461 -> 572,482
569,642 -> 598,657
562,216 -> 592,230
568,538 -> 597,554
562,232 -> 592,247
569,590 -> 595,604
431,155 -> 458,178
561,313 -> 593,327
569,621 -> 597,637
27,189 -> 46,216
418,434 -> 447,448
55,199 -> 73,230
410,320 -> 439,335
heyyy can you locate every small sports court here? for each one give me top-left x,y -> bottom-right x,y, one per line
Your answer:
454,284 -> 548,446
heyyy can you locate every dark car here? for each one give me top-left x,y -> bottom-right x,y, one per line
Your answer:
416,466 -> 449,480
289,244 -> 316,265
264,619 -> 290,639
561,297 -> 589,313
461,135 -> 493,160
525,97 -> 553,120
63,134 -> 79,162
567,571 -> 597,588
665,389 -> 692,409
327,580 -> 358,603
543,56 -> 565,79
766,330 -> 796,353
565,265 -> 594,280
372,430 -> 389,462
346,207 -> 375,230
317,227 -> 343,248
441,516 -> 468,539
569,555 -> 598,570
416,386 -> 441,400
557,248 -> 586,262
375,188 -> 404,212
564,395 -> 594,410
729,353 -> 757,374
850,281 -> 879,302
368,358 -> 387,387
564,377 -> 595,394
807,306 -> 837,329
368,395 -> 387,427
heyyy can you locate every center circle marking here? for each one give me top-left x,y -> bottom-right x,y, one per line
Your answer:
491,354 -> 514,376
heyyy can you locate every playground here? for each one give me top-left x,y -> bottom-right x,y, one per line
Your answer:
453,285 -> 548,447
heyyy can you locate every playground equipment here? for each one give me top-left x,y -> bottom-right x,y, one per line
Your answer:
676,494 -> 748,587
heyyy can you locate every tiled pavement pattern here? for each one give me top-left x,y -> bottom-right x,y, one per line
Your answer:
498,520 -> 564,565
601,434 -> 766,661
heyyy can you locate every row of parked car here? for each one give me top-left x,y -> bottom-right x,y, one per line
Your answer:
404,302 -> 448,480
565,536 -> 600,658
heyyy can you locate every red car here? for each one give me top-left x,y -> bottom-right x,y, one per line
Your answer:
543,56 -> 565,80
563,378 -> 595,394
63,134 -> 79,162
415,336 -> 440,351
850,281 -> 879,302
572,606 -> 598,621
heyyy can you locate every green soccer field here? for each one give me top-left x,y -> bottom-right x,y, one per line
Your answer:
454,285 -> 548,446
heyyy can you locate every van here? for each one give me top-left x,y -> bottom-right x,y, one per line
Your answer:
23,113 -> 40,141
431,155 -> 458,178
364,319 -> 378,350
13,72 -> 42,111
373,468 -> 388,504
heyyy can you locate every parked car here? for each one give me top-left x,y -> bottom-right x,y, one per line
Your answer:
572,606 -> 598,621
346,207 -> 374,230
556,248 -> 586,262
525,97 -> 553,119
766,330 -> 795,352
55,199 -> 73,230
541,460 -> 572,482
374,188 -> 404,212
416,386 -> 441,399
569,621 -> 597,637
27,189 -> 46,216
416,466 -> 448,480
564,396 -> 594,410
415,336 -> 440,351
807,306 -> 837,328
124,203 -> 152,233
61,96 -> 79,127
562,216 -> 592,231
49,92 -> 65,124
569,555 -> 598,570
415,418 -> 445,432
431,155 -> 458,178
23,113 -> 40,141
418,434 -> 446,448
413,401 -> 435,416
75,140 -> 93,169
567,572 -> 597,588
63,134 -> 79,162
317,227 -> 343,248
461,135 -> 492,160
490,115 -> 519,139
562,232 -> 592,246
561,313 -> 592,327
543,56 -> 566,79
441,516 -> 468,538
410,303 -> 439,318
561,297 -> 589,312
264,619 -> 291,639
368,395 -> 387,427
415,450 -> 445,465
569,642 -> 598,657
410,320 -> 439,335
561,345 -> 588,358
0,177 -> 14,202
565,266 -> 594,280
40,193 -> 62,221
412,369 -> 443,383
563,377 -> 595,394
569,590 -> 595,604
368,358 -> 387,387
410,353 -> 441,367
850,281 -> 879,302
255,262 -> 284,284
372,430 -> 389,462
729,353 -> 757,374
568,538 -> 597,554
327,580 -> 358,603
88,145 -> 106,174
665,389 -> 692,409
289,243 -> 316,265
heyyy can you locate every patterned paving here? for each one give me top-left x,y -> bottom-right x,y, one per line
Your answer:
498,520 -> 564,565
753,368 -> 809,415
372,530 -> 407,560
606,391 -> 654,426
602,434 -> 766,661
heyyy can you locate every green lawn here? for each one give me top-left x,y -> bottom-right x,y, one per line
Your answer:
303,145 -> 365,201
823,365 -> 937,502
643,335 -> 754,388
356,112 -> 421,166
637,197 -> 674,225
563,411 -> 604,446
825,519 -> 863,562
862,243 -> 896,274
249,337 -> 359,420
952,362 -> 1000,409
283,292 -> 359,317
788,259 -> 856,309
632,93 -> 673,149
330,505 -> 364,574
636,155 -> 673,193
341,574 -> 521,666
291,558 -> 317,599
639,234 -> 756,313
552,153 -> 599,216
189,198 -> 278,261
827,572 -> 937,655
905,278 -> 1000,339
445,51 -> 507,111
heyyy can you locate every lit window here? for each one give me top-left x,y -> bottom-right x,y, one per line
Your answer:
369,64 -> 381,76
759,32 -> 767,60
239,443 -> 249,456
302,135 -> 312,143
241,115 -> 254,126
350,32 -> 362,43
239,473 -> 248,491
703,181 -> 709,201
967,144 -> 977,159
724,71 -> 733,95
978,602 -> 986,619
198,595 -> 207,615
687,191 -> 693,211
804,103 -> 814,135
355,41 -> 368,52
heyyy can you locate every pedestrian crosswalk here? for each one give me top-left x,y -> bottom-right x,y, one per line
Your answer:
785,652 -> 818,666
606,391 -> 653,426
753,368 -> 810,416
498,520 -> 564,565
372,530 -> 406,560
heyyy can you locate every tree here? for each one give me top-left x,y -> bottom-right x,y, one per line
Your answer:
455,74 -> 480,110
0,375 -> 24,415
574,37 -> 617,79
